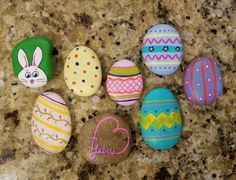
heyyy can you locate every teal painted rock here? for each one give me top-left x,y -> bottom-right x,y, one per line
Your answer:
140,87 -> 183,150
12,36 -> 54,88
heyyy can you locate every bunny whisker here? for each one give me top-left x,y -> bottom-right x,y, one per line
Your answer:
20,79 -> 27,82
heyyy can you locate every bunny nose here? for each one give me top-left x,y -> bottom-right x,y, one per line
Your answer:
30,79 -> 34,84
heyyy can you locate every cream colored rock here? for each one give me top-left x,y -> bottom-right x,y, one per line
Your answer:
64,46 -> 102,97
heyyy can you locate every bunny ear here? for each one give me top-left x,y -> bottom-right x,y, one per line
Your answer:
32,47 -> 42,67
18,49 -> 29,68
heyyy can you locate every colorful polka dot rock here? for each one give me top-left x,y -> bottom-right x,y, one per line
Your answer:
64,46 -> 102,96
142,24 -> 183,76
31,92 -> 72,154
183,57 -> 223,106
106,59 -> 143,106
140,88 -> 183,150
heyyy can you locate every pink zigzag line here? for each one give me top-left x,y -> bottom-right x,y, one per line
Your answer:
143,54 -> 182,62
143,38 -> 182,45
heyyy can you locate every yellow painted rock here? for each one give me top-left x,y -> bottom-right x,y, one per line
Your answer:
64,46 -> 102,96
31,92 -> 72,154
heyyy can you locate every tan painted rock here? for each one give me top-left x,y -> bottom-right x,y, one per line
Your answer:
78,114 -> 132,164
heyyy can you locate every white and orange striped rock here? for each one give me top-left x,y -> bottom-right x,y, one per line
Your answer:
31,92 -> 71,154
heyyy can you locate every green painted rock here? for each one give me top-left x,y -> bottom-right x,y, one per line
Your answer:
12,36 -> 54,88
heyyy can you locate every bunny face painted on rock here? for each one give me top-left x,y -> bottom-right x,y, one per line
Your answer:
18,47 -> 48,88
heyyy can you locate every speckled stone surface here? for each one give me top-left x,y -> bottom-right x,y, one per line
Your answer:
0,0 -> 235,179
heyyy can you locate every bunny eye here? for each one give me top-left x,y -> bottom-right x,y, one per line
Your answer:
25,72 -> 31,78
32,71 -> 39,78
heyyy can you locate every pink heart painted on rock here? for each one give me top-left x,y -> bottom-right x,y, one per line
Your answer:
88,116 -> 130,160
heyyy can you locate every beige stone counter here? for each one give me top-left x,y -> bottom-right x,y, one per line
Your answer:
0,0 -> 235,179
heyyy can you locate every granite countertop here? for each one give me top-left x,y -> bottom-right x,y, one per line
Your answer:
0,0 -> 235,179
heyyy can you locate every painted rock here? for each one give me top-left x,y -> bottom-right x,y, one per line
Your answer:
140,88 -> 182,150
78,114 -> 132,164
106,59 -> 143,106
183,57 -> 223,106
12,36 -> 54,88
31,92 -> 72,154
64,46 -> 102,97
142,24 -> 183,76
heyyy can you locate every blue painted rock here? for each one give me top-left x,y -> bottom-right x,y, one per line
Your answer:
183,57 -> 223,106
140,88 -> 182,150
142,24 -> 183,76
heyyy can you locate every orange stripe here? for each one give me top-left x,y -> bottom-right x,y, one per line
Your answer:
209,58 -> 217,101
183,66 -> 187,97
200,58 -> 207,105
190,59 -> 198,105
110,93 -> 142,99
108,90 -> 143,95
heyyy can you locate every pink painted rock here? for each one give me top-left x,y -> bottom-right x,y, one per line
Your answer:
78,114 -> 132,164
31,92 -> 72,154
106,59 -> 143,106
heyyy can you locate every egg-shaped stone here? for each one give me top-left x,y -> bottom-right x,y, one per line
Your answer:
140,88 -> 182,150
183,57 -> 223,106
31,92 -> 72,154
106,59 -> 143,106
142,24 -> 183,76
78,114 -> 132,164
64,46 -> 102,96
